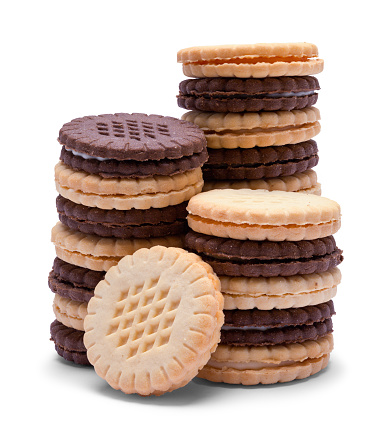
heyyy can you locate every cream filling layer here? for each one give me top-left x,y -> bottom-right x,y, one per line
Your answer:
65,147 -> 109,161
208,359 -> 298,370
222,325 -> 270,331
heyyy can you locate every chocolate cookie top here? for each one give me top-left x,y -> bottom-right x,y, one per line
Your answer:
58,113 -> 206,161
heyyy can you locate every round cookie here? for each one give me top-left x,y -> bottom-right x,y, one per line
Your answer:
59,113 -> 207,161
221,300 -> 335,346
198,334 -> 333,385
178,76 -> 320,112
182,107 -> 321,149
203,140 -> 319,180
60,145 -> 208,179
55,161 -> 203,210
185,231 -> 343,277
84,246 -> 224,396
202,169 -> 321,195
177,42 -> 324,78
56,195 -> 188,239
51,222 -> 184,271
220,267 -> 341,310
187,189 -> 341,241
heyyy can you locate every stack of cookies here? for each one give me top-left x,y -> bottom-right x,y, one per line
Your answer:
49,112 -> 208,365
177,42 -> 323,194
185,189 -> 343,384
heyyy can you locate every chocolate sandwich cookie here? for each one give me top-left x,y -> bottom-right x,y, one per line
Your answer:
59,113 -> 207,161
203,140 -> 319,180
221,301 -> 334,346
60,146 -> 208,179
48,257 -> 104,303
50,320 -> 90,366
185,231 -> 343,277
56,195 -> 188,239
178,76 -> 319,112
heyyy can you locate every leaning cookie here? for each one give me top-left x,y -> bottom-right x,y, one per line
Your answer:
84,246 -> 224,396
177,42 -> 324,78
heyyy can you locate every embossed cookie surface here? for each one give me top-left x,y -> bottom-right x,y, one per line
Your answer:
59,113 -> 206,161
84,246 -> 224,396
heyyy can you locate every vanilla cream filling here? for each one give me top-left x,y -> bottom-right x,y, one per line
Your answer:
208,359 -> 297,370
222,325 -> 269,331
65,146 -> 109,161
266,90 -> 315,98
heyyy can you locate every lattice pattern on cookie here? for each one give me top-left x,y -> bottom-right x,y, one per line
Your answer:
84,246 -> 224,395
95,118 -> 171,141
106,277 -> 181,358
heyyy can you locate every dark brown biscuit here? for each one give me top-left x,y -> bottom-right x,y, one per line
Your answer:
223,301 -> 335,328
200,249 -> 343,277
207,141 -> 318,166
56,195 -> 189,239
58,113 -> 206,161
60,146 -> 208,178
48,270 -> 94,303
203,155 -> 318,180
50,320 -> 90,366
220,319 -> 333,346
59,212 -> 188,239
178,76 -> 320,112
57,195 -> 188,225
51,257 -> 104,290
203,141 -> 318,180
184,231 -> 338,261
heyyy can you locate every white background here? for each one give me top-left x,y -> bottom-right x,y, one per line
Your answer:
2,1 -> 389,437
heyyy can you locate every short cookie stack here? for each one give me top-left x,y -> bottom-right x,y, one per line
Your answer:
185,189 -> 343,384
49,113 -> 207,365
177,43 -> 323,194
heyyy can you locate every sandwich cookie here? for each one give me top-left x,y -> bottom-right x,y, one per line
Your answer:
198,333 -> 333,385
84,246 -> 224,396
178,76 -> 320,112
177,42 -> 324,78
202,169 -> 321,195
185,231 -> 342,278
182,107 -> 320,150
187,189 -> 341,241
51,222 -> 183,272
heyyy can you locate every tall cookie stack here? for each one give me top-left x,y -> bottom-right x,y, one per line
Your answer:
49,113 -> 207,365
185,189 -> 343,384
177,43 -> 323,194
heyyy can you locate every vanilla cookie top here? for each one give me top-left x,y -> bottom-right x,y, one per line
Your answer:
187,189 -> 340,226
84,246 -> 224,396
178,42 -> 319,62
177,42 -> 323,78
